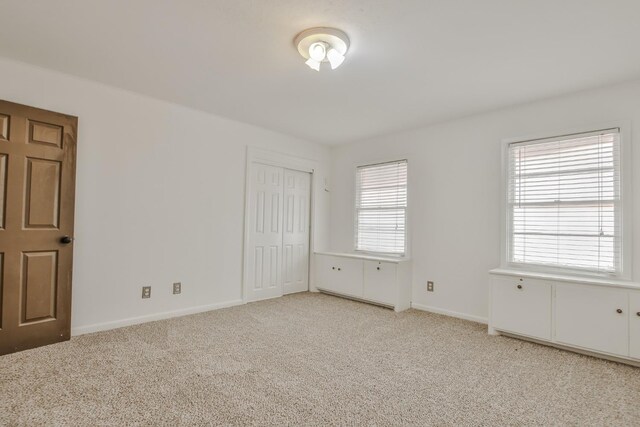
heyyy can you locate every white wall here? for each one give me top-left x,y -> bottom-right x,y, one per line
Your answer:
330,79 -> 640,322
0,58 -> 331,334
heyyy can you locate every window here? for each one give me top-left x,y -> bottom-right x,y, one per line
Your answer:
507,129 -> 622,275
355,160 -> 407,255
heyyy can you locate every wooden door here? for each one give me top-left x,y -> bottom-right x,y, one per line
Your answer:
246,163 -> 284,302
282,169 -> 310,295
0,100 -> 77,355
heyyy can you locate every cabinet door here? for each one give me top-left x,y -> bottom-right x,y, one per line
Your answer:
630,292 -> 640,360
363,261 -> 397,306
333,258 -> 364,298
315,255 -> 337,293
315,255 -> 363,298
491,276 -> 552,340
555,284 -> 628,357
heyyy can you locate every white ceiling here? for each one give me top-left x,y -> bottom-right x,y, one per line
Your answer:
1,1 -> 640,145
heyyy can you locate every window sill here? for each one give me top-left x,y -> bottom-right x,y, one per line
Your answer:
315,251 -> 410,263
489,268 -> 640,290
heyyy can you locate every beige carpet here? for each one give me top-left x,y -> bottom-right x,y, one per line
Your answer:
0,292 -> 638,426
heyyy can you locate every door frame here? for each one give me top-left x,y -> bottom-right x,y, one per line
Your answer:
242,147 -> 318,303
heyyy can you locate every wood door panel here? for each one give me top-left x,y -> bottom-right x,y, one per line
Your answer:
282,169 -> 310,295
21,251 -> 58,324
270,193 -> 280,233
268,245 -> 279,288
253,247 -> 264,290
0,114 -> 8,140
255,191 -> 265,233
0,99 -> 76,355
0,252 -> 3,330
247,163 -> 283,301
28,120 -> 63,148
24,158 -> 61,229
0,153 -> 6,229
283,243 -> 293,284
295,243 -> 306,284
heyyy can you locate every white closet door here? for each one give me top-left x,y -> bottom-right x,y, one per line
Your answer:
282,169 -> 311,295
246,163 -> 284,301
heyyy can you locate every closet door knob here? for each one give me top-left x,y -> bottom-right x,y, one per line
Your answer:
616,309 -> 623,314
517,284 -> 523,290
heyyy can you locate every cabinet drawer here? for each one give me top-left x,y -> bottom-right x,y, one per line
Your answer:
491,276 -> 552,340
629,292 -> 640,360
555,284 -> 628,357
363,261 -> 397,306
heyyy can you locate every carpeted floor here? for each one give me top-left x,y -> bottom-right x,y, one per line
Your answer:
0,292 -> 639,426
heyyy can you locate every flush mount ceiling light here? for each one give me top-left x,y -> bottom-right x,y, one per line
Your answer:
294,27 -> 350,71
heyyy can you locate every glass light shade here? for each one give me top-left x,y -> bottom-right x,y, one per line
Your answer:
305,58 -> 320,71
327,48 -> 345,69
308,42 -> 327,61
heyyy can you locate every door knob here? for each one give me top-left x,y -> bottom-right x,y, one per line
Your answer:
60,235 -> 73,244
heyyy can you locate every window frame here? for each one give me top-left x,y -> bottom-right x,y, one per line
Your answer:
354,159 -> 409,257
500,123 -> 633,280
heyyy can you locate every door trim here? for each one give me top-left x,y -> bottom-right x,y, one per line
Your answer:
242,147 -> 318,303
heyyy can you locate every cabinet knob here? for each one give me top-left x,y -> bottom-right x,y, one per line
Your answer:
517,284 -> 523,290
377,267 -> 380,271
616,308 -> 623,314
332,267 -> 335,270
337,268 -> 341,271
637,312 -> 640,317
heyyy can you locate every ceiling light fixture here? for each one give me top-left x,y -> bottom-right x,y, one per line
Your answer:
295,27 -> 349,72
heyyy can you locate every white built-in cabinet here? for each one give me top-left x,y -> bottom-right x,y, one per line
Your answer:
630,292 -> 640,360
490,269 -> 640,365
315,252 -> 411,311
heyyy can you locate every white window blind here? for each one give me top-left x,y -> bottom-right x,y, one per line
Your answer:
507,129 -> 621,274
356,160 -> 407,255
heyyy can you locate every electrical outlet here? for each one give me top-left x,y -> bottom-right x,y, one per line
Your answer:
427,281 -> 434,292
173,282 -> 181,295
142,286 -> 151,299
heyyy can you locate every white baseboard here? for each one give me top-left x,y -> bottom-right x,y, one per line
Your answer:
71,299 -> 245,336
411,302 -> 488,325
